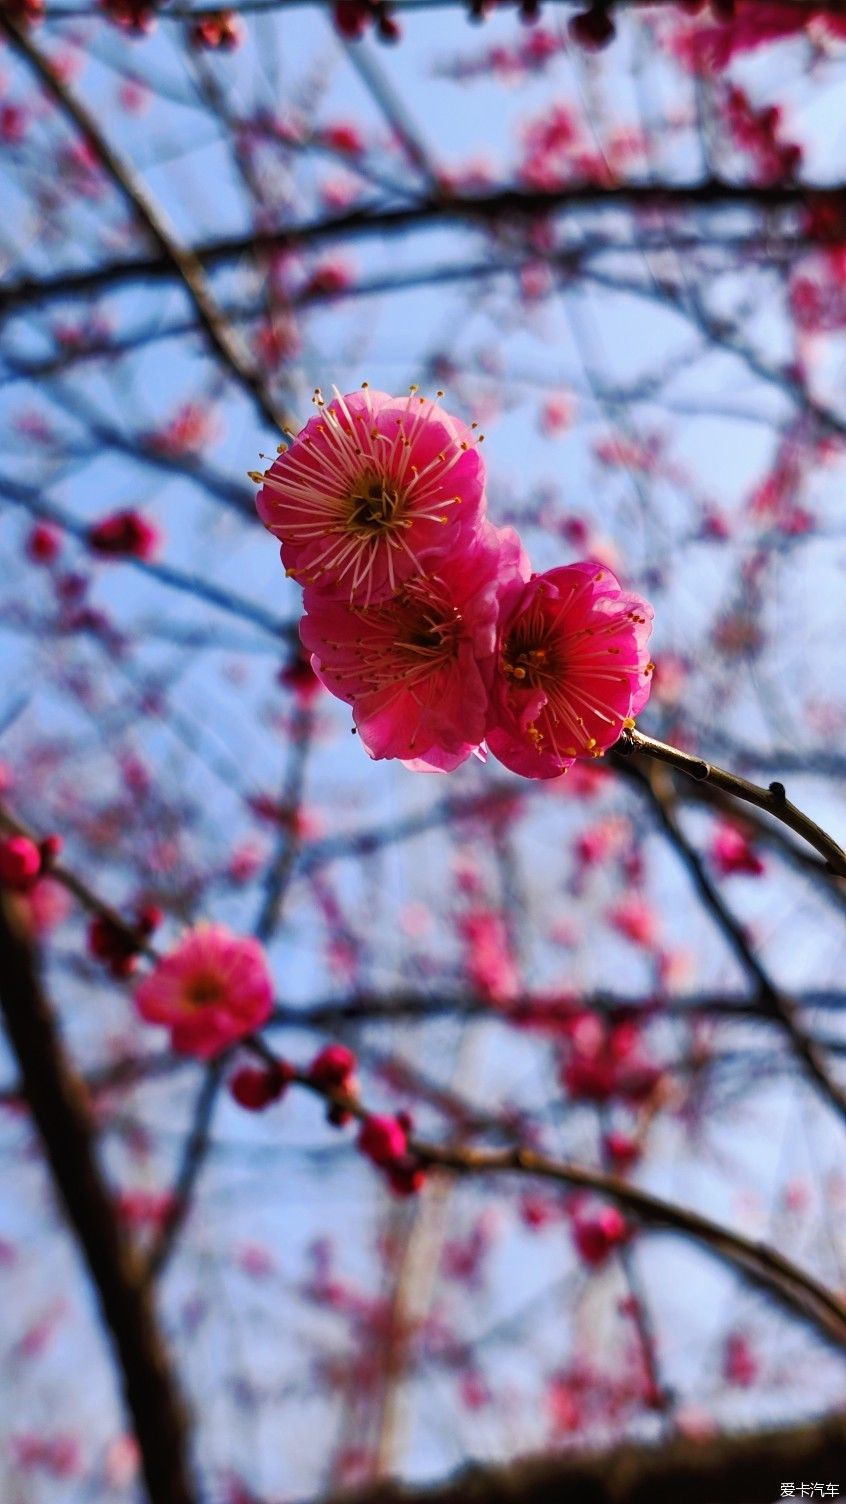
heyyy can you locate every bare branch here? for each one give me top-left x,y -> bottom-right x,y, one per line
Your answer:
0,896 -> 197,1504
616,727 -> 846,879
0,15 -> 292,437
313,1408 -> 846,1504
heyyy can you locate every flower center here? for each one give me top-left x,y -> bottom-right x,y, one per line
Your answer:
393,580 -> 462,662
184,973 -> 224,1008
502,639 -> 558,686
347,474 -> 404,534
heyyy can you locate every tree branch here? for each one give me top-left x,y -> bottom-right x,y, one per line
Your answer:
0,895 -> 197,1504
615,727 -> 846,879
313,1408 -> 846,1504
1,180 -> 840,316
0,14 -> 291,437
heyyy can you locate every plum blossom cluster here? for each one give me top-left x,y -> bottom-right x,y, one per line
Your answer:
257,387 -> 654,779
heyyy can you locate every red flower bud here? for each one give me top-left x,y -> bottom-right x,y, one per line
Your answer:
572,1205 -> 628,1266
229,1063 -> 292,1111
309,1043 -> 357,1091
88,510 -> 159,560
26,524 -> 61,564
0,835 -> 42,892
358,1113 -> 408,1168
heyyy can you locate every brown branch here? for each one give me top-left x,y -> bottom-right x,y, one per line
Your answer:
617,758 -> 846,1127
616,727 -> 846,879
0,180 -> 840,316
6,799 -> 846,1346
314,1408 -> 846,1504
242,1048 -> 846,1352
415,1138 -> 846,1348
668,768 -> 846,918
0,895 -> 197,1504
0,15 -> 291,437
3,476 -> 297,644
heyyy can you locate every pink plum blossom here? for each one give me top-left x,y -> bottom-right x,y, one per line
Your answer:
459,907 -> 519,1002
486,562 -> 654,779
301,524 -> 526,772
134,924 -> 274,1058
256,386 -> 487,605
608,894 -> 660,949
710,821 -> 765,877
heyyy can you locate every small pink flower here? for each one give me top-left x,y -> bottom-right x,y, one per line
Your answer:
309,1043 -> 357,1091
459,908 -> 519,1002
26,523 -> 61,564
301,524 -> 526,771
722,1331 -> 758,1387
229,1061 -> 292,1111
357,1114 -> 408,1167
710,821 -> 765,877
257,387 -> 487,605
603,1130 -> 640,1171
134,925 -> 274,1059
88,509 -> 159,560
538,392 -> 576,437
98,0 -> 156,34
486,563 -> 654,779
147,402 -> 218,457
571,1205 -> 628,1266
0,105 -> 28,146
0,835 -> 42,891
17,877 -> 70,938
608,894 -> 659,949
320,121 -> 365,155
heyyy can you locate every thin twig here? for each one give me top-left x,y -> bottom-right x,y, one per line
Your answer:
2,180 -> 842,315
616,726 -> 846,878
619,759 -> 846,1127
0,15 -> 292,438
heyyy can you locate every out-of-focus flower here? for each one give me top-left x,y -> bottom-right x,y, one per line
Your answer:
134,925 -> 274,1058
88,509 -> 159,560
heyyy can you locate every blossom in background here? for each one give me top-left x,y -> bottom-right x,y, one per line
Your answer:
570,1204 -> 629,1267
257,386 -> 487,605
88,509 -> 159,560
710,820 -> 765,877
486,563 -> 654,779
0,834 -> 43,891
607,893 -> 660,949
26,523 -> 61,564
134,924 -> 274,1058
459,906 -> 520,1002
190,10 -> 244,48
301,524 -> 526,771
146,401 -> 219,457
